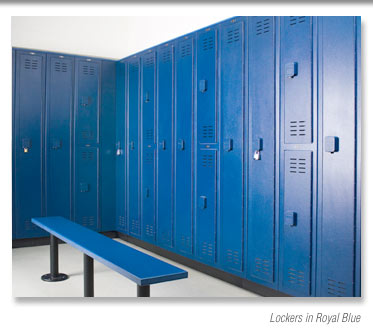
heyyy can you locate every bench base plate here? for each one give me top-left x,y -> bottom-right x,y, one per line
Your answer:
41,273 -> 69,282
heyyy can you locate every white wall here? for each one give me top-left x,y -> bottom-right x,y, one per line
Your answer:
11,16 -> 229,59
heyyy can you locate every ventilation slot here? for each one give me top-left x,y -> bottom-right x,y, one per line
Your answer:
288,268 -> 305,286
82,216 -> 95,227
289,120 -> 306,137
201,241 -> 214,257
180,235 -> 191,251
202,36 -> 214,51
289,157 -> 307,174
289,16 -> 306,26
144,152 -> 153,164
24,219 -> 36,232
327,279 -> 347,297
81,130 -> 94,140
130,219 -> 140,234
201,125 -> 214,139
227,28 -> 240,43
145,224 -> 154,237
181,42 -> 192,58
54,62 -> 68,72
202,154 -> 214,168
226,249 -> 240,266
256,18 -> 271,35
145,129 -> 154,140
83,65 -> 95,76
254,257 -> 270,275
129,62 -> 139,73
161,49 -> 172,63
118,215 -> 127,230
81,151 -> 94,161
144,56 -> 154,67
24,59 -> 38,70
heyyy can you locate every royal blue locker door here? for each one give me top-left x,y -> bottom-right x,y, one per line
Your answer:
279,16 -> 314,296
219,20 -> 245,274
14,50 -> 46,238
247,17 -> 276,286
157,45 -> 174,248
45,54 -> 74,219
141,52 -> 156,243
74,59 -> 100,230
317,17 -> 359,297
174,37 -> 194,255
195,29 -> 217,264
128,59 -> 141,237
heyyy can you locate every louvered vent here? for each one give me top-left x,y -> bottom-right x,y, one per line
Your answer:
144,55 -> 154,67
54,61 -> 68,72
180,235 -> 191,251
83,65 -> 95,75
81,151 -> 94,160
161,48 -> 172,63
227,28 -> 240,43
81,130 -> 94,140
24,59 -> 38,70
181,42 -> 192,58
145,129 -> 154,140
145,224 -> 154,237
289,16 -> 306,26
202,36 -> 214,51
118,215 -> 127,230
289,157 -> 307,174
288,268 -> 305,286
289,120 -> 306,137
129,62 -> 139,73
82,216 -> 95,227
327,278 -> 347,297
202,125 -> 214,139
131,219 -> 140,234
24,219 -> 35,231
226,249 -> 240,266
255,257 -> 270,275
202,154 -> 214,168
256,18 -> 271,35
201,241 -> 214,257
144,152 -> 153,164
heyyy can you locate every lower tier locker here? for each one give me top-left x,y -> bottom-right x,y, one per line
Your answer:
195,29 -> 217,264
128,59 -> 141,237
14,50 -> 47,238
174,37 -> 194,255
247,16 -> 276,286
157,45 -> 174,248
45,54 -> 74,219
141,52 -> 156,243
219,20 -> 245,274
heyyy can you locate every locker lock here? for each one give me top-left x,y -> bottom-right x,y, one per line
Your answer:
22,138 -> 31,153
253,138 -> 263,161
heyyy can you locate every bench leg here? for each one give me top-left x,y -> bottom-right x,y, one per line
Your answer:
84,254 -> 94,297
41,234 -> 69,282
137,285 -> 150,297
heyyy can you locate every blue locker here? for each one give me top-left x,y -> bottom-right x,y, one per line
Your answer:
195,29 -> 217,264
174,37 -> 194,255
128,58 -> 141,237
74,59 -> 100,230
247,17 -> 276,285
157,45 -> 174,248
141,52 -> 156,242
318,17 -> 358,297
14,50 -> 47,238
45,54 -> 74,219
219,20 -> 245,273
116,61 -> 127,233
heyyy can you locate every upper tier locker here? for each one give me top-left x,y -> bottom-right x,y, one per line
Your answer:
13,50 -> 46,238
279,16 -> 314,296
141,51 -> 156,243
318,17 -> 360,297
157,44 -> 174,248
195,28 -> 218,265
219,19 -> 245,275
74,58 -> 101,231
45,54 -> 74,219
174,36 -> 194,255
127,58 -> 141,237
247,17 -> 277,287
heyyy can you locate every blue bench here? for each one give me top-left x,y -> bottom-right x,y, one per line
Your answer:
31,217 -> 188,297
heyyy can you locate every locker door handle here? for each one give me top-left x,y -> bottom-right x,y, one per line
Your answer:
116,141 -> 123,156
253,137 -> 263,161
145,187 -> 150,198
144,91 -> 150,103
325,136 -> 339,153
285,211 -> 297,227
130,141 -> 135,150
22,138 -> 31,153
199,79 -> 207,93
199,196 -> 207,210
159,140 -> 166,150
224,139 -> 233,152
178,139 -> 185,151
52,138 -> 62,150
285,62 -> 298,78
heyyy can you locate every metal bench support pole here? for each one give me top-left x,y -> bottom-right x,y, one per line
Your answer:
137,285 -> 150,297
84,254 -> 94,297
41,234 -> 69,282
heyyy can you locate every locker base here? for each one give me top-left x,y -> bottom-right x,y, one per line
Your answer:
41,273 -> 69,282
117,233 -> 291,298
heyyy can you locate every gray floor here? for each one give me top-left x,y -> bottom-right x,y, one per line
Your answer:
12,239 -> 258,297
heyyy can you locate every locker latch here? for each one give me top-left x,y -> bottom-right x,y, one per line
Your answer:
52,138 -> 61,150
325,136 -> 339,154
199,196 -> 207,210
80,183 -> 89,193
199,80 -> 207,93
130,141 -> 135,150
22,138 -> 31,153
285,62 -> 298,78
116,142 -> 123,156
224,139 -> 233,152
160,140 -> 166,150
253,137 -> 263,161
80,96 -> 91,107
144,91 -> 150,103
145,187 -> 150,198
285,211 -> 297,227
178,139 -> 185,151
